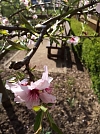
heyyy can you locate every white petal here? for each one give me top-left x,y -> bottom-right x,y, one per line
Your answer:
42,65 -> 48,81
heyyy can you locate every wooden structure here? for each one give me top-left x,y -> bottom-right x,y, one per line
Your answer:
46,21 -> 70,59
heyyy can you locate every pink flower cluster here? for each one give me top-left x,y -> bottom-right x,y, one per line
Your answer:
67,36 -> 80,45
32,14 -> 38,19
20,0 -> 29,7
0,15 -> 9,26
5,66 -> 56,109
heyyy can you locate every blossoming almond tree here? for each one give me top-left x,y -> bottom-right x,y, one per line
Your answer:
0,0 -> 100,134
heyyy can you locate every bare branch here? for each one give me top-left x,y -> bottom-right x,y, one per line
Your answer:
9,25 -> 48,70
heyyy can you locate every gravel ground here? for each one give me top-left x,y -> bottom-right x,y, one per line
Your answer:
0,66 -> 100,134
0,47 -> 100,134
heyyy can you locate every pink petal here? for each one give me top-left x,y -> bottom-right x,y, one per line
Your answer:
42,66 -> 53,83
39,91 -> 56,104
42,66 -> 48,81
67,36 -> 79,45
31,79 -> 50,90
14,90 -> 29,101
14,94 -> 25,103
96,3 -> 100,13
20,79 -> 29,85
48,77 -> 53,83
25,98 -> 40,109
5,81 -> 16,90
14,90 -> 40,109
13,83 -> 29,93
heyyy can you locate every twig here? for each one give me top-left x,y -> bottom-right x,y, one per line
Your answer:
9,25 -> 48,70
0,25 -> 29,32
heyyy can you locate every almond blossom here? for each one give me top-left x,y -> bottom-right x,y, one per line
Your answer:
32,14 -> 38,19
5,66 -> 56,109
67,36 -> 80,45
1,17 -> 9,26
96,3 -> 100,13
20,0 -> 29,7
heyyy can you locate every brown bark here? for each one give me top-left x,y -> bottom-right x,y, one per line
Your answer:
0,75 -> 11,107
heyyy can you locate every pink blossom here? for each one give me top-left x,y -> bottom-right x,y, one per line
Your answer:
20,0 -> 29,6
5,66 -> 56,109
41,6 -> 45,12
67,36 -> 80,45
2,17 -> 9,26
31,35 -> 37,40
84,0 -> 89,5
32,14 -> 38,19
27,39 -> 35,49
96,3 -> 100,13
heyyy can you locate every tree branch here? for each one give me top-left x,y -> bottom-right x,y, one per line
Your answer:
9,25 -> 48,70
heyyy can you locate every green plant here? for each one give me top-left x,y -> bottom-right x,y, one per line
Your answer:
82,37 -> 100,101
70,18 -> 100,101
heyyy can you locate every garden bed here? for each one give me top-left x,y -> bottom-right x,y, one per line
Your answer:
0,65 -> 100,134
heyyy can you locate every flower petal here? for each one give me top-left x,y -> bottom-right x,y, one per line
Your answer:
39,91 -> 56,104
42,65 -> 53,83
20,79 -> 29,85
14,94 -> 25,103
96,3 -> 100,13
42,65 -> 48,81
25,97 -> 40,109
67,36 -> 80,45
14,90 -> 29,102
31,79 -> 50,90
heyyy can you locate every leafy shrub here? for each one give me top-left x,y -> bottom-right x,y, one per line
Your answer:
82,37 -> 100,101
70,18 -> 100,101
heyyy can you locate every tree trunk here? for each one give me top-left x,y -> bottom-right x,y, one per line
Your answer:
0,75 -> 11,107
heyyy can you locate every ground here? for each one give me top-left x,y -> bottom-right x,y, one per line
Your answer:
0,49 -> 100,134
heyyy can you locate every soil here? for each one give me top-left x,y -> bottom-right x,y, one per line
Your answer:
0,50 -> 100,134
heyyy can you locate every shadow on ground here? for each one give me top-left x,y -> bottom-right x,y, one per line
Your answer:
47,45 -> 84,72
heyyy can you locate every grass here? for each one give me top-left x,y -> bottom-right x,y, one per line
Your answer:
70,17 -> 100,101
70,17 -> 96,36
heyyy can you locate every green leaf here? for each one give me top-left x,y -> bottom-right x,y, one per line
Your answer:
40,105 -> 48,112
50,20 -> 59,35
34,110 -> 43,133
46,111 -> 54,124
0,30 -> 8,35
33,106 -> 41,112
52,37 -> 61,46
47,111 -> 63,134
52,123 -> 63,134
83,13 -> 87,21
7,40 -> 29,50
71,0 -> 80,6
16,71 -> 25,80
19,13 -> 37,35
